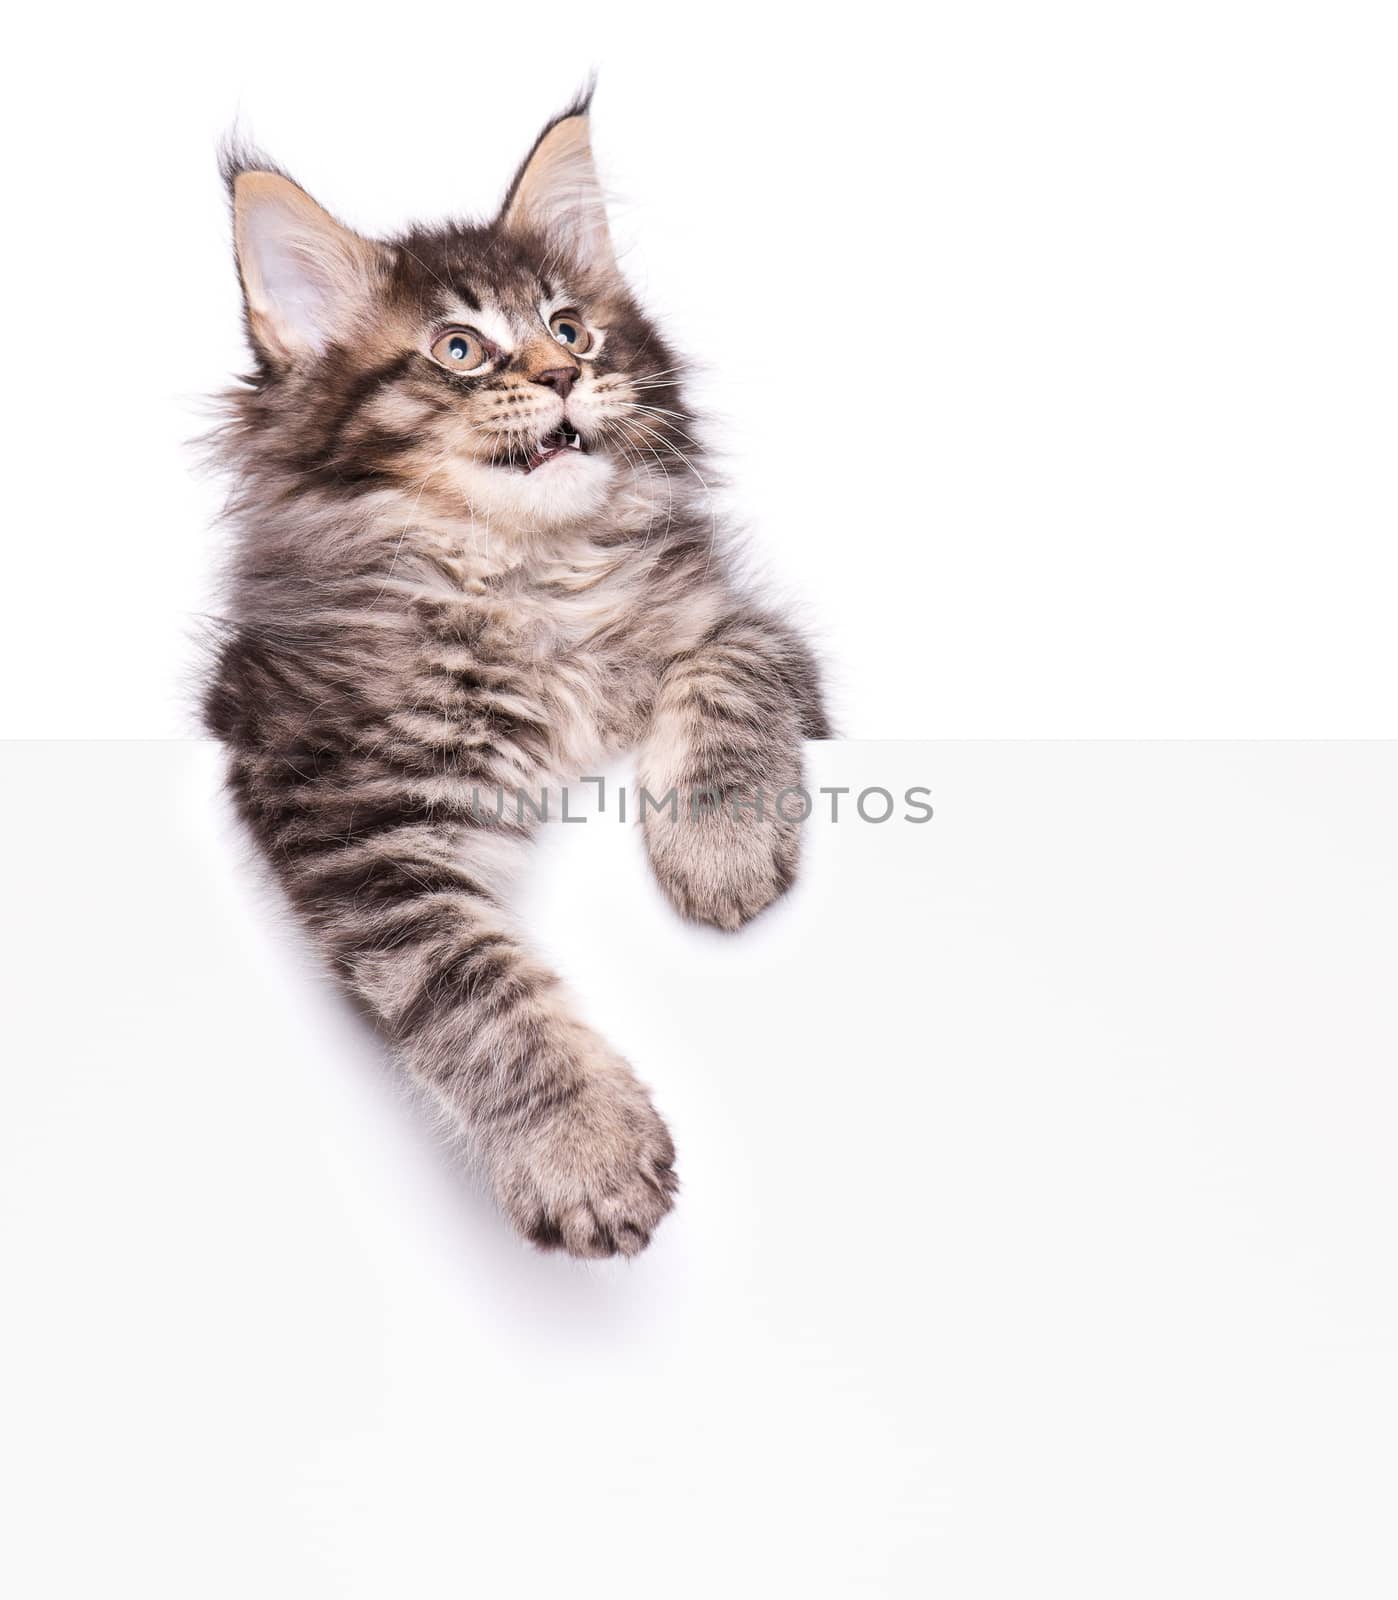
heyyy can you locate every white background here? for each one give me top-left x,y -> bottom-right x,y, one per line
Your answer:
3,740 -> 1396,1596
2,0 -> 1396,738
5,5 -> 1398,1596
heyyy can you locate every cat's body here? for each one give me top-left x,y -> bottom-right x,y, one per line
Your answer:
204,96 -> 828,1258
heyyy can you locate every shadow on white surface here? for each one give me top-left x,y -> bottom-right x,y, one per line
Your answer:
2,741 -> 1395,1596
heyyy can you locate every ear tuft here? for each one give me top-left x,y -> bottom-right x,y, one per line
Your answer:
499,85 -> 617,279
227,157 -> 382,365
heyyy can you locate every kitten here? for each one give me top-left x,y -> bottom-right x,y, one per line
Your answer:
203,92 -> 829,1259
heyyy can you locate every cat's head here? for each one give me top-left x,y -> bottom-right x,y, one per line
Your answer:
225,93 -> 691,529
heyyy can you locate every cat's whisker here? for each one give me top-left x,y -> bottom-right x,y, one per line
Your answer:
621,416 -> 720,579
623,363 -> 692,384
605,422 -> 674,547
626,404 -> 707,450
370,437 -> 459,609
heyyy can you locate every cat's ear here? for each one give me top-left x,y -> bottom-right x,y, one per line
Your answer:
499,95 -> 618,278
229,164 -> 384,363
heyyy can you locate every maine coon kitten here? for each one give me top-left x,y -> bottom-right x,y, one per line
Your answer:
203,93 -> 829,1259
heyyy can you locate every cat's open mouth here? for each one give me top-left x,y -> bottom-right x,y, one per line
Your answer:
516,424 -> 585,473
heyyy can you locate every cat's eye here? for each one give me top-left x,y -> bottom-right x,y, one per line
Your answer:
429,327 -> 494,373
547,310 -> 593,354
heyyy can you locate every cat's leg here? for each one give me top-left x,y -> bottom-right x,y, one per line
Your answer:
259,781 -> 677,1257
638,608 -> 830,930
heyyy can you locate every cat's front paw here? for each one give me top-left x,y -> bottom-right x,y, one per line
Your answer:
494,1062 -> 678,1259
644,797 -> 800,931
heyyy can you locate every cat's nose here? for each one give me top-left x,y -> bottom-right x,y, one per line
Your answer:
531,367 -> 578,400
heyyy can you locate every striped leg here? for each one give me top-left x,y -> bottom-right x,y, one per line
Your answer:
253,779 -> 677,1258
638,610 -> 829,930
